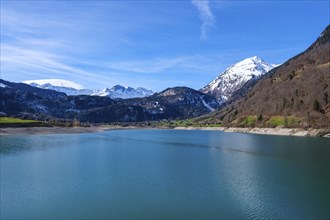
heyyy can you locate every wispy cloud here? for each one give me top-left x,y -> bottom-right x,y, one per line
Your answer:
0,4 -> 134,87
1,2 -> 222,91
191,0 -> 215,39
101,57 -> 186,74
0,44 -> 117,87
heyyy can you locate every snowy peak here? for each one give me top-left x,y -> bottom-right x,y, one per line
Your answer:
108,85 -> 154,99
23,79 -> 93,96
92,88 -> 111,97
92,85 -> 153,99
136,87 -> 154,96
23,79 -> 84,90
110,85 -> 135,92
200,56 -> 276,103
226,56 -> 275,77
23,79 -> 153,99
111,85 -> 127,91
220,56 -> 275,80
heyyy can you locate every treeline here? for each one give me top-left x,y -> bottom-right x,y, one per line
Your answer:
47,118 -> 158,128
47,118 -> 91,127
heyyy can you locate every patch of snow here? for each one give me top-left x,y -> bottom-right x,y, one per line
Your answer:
159,89 -> 177,96
92,88 -> 111,97
200,96 -> 215,111
0,83 -> 7,88
66,109 -> 81,113
36,105 -> 47,112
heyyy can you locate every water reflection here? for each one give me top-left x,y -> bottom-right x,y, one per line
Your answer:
0,133 -> 101,155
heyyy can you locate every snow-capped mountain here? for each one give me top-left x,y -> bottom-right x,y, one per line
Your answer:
23,79 -> 153,99
200,56 -> 276,103
1,79 -> 219,122
24,79 -> 84,89
23,79 -> 94,96
92,85 -> 154,99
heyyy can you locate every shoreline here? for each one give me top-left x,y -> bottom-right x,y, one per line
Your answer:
0,126 -> 137,136
173,126 -> 330,137
0,125 -> 329,138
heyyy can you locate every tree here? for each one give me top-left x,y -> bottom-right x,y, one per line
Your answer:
324,92 -> 328,104
313,99 -> 321,112
73,118 -> 80,127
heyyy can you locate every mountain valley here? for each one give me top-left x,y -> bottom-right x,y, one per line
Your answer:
1,25 -> 329,129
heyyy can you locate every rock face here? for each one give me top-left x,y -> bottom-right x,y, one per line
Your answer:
0,80 -> 220,123
200,56 -> 276,103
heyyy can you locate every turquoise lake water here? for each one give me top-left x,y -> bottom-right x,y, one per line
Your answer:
1,130 -> 329,219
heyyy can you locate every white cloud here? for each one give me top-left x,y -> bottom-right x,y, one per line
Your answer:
191,0 -> 215,39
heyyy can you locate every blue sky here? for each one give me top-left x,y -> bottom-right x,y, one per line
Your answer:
1,0 -> 329,91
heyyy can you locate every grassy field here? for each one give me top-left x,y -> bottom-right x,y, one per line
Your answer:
156,119 -> 222,128
240,115 -> 258,127
265,116 -> 301,128
0,117 -> 39,124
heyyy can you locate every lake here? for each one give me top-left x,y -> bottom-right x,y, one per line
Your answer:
1,130 -> 329,219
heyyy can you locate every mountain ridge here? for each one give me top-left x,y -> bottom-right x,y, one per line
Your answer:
0,79 -> 219,123
23,79 -> 84,90
92,85 -> 153,99
23,79 -> 154,99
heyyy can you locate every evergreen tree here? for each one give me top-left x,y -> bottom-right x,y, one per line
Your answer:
313,100 -> 321,112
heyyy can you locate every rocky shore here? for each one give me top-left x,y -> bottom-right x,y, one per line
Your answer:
173,126 -> 330,137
